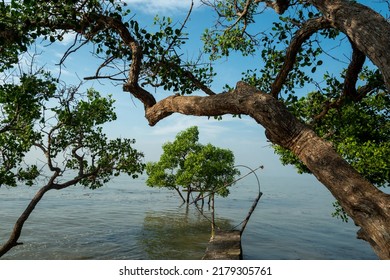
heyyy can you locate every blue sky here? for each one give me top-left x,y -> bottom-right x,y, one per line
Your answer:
27,0 -> 387,178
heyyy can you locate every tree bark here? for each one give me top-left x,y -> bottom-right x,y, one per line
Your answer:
145,82 -> 390,259
4,0 -> 388,259
0,175 -> 88,257
119,0 -> 390,258
309,0 -> 390,91
115,0 -> 390,258
0,184 -> 53,257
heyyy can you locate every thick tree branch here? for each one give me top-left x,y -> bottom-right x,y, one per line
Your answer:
90,16 -> 153,100
343,41 -> 366,100
87,15 -> 215,105
309,0 -> 390,91
270,16 -> 331,98
312,44 -> 366,123
145,82 -> 390,259
312,44 -> 383,123
146,82 -> 306,146
123,83 -> 157,108
7,12 -> 158,108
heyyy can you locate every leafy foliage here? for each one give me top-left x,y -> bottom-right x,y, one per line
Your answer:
45,88 -> 145,189
1,76 -> 145,189
1,0 -> 389,226
200,1 -> 389,221
274,82 -> 389,188
202,0 -> 259,60
146,126 -> 201,193
177,143 -> 239,197
0,73 -> 56,186
146,126 -> 239,201
128,16 -> 215,95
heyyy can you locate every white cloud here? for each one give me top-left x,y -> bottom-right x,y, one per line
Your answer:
58,32 -> 78,46
125,0 -> 202,14
135,113 -> 278,172
149,114 -> 234,138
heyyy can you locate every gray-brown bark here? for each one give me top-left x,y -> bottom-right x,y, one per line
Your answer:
0,184 -> 53,257
145,82 -> 390,259
309,0 -> 390,91
93,0 -> 390,259
133,0 -> 390,258
79,0 -> 390,259
0,168 -> 113,257
3,0 -> 390,259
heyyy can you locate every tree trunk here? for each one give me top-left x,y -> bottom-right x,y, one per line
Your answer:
0,184 -> 53,257
173,186 -> 186,203
186,186 -> 192,204
145,82 -> 390,259
0,171 -> 83,257
140,1 -> 390,258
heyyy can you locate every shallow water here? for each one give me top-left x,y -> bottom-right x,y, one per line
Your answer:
0,173 -> 378,260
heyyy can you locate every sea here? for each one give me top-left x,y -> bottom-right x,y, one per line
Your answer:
0,171 -> 378,260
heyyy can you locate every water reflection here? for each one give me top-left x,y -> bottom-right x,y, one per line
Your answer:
0,175 -> 379,259
138,206 -> 234,259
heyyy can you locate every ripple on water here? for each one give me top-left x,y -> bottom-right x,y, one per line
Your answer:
0,176 -> 379,259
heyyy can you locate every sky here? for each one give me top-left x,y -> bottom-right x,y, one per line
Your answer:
24,0 -> 388,179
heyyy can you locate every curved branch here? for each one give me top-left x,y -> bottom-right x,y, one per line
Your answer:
146,82 -> 306,149
270,16 -> 331,98
90,16 -> 156,106
144,82 -> 390,259
343,41 -> 366,100
313,44 -> 382,123
310,0 -> 390,91
91,13 -> 215,104
59,14 -> 158,108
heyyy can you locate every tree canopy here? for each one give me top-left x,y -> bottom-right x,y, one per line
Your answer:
275,91 -> 390,188
146,126 -> 239,203
1,72 -> 55,186
1,0 -> 390,258
0,72 -> 144,256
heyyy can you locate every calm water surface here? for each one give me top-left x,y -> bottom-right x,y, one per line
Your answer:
0,173 -> 378,259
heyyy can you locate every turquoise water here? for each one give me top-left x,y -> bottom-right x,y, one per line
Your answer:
0,173 -> 378,259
